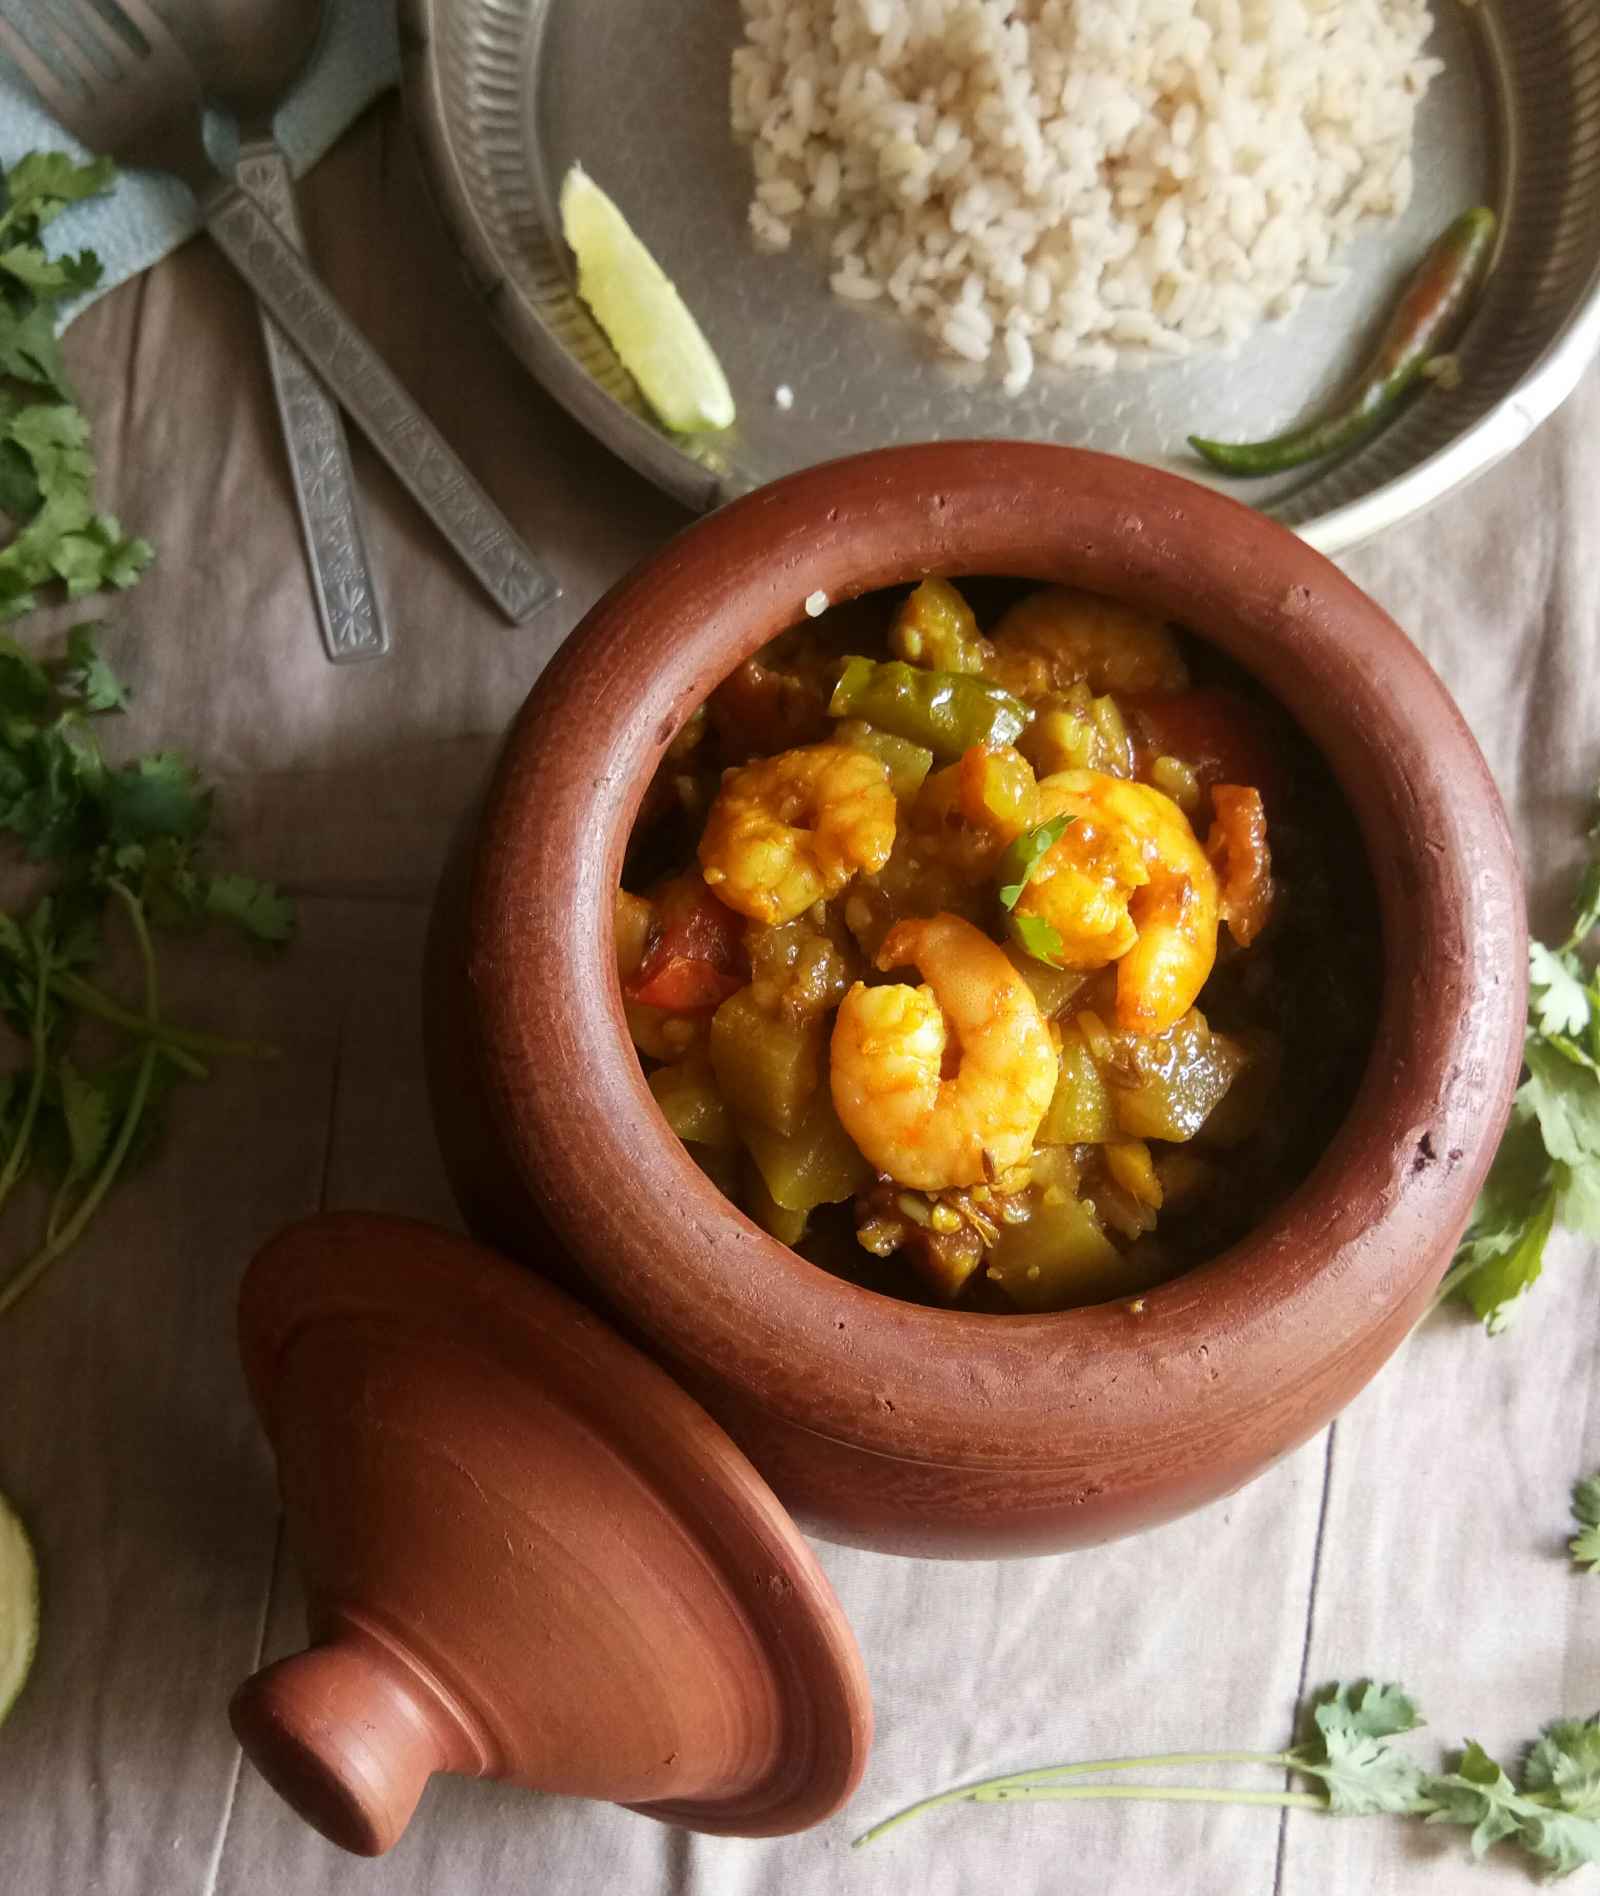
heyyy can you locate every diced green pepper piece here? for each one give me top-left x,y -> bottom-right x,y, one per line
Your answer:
710,986 -> 824,1137
1038,1025 -> 1118,1144
889,577 -> 988,673
649,1058 -> 735,1149
743,1091 -> 872,1212
834,719 -> 934,802
829,656 -> 1030,761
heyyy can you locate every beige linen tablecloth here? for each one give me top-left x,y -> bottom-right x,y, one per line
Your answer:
0,102 -> 1596,1896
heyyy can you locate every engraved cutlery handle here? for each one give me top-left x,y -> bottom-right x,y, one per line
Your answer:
203,180 -> 559,625
236,140 -> 389,664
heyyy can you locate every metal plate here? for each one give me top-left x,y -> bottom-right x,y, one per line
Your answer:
402,0 -> 1600,552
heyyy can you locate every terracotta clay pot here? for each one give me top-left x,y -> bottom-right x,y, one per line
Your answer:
436,442 -> 1526,1559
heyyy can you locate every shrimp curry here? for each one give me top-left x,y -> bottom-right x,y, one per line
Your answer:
617,578 -> 1381,1313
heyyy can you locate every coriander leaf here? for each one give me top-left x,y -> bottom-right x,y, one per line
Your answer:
997,814 -> 1070,911
54,625 -> 126,713
1527,1719 -> 1600,1809
51,515 -> 153,597
1521,1810 -> 1600,1879
1515,1718 -> 1600,1877
0,245 -> 99,298
1291,1682 -> 1430,1817
1523,1039 -> 1600,1173
1423,1742 -> 1529,1857
202,874 -> 295,945
1530,943 -> 1595,1042
1456,1177 -> 1560,1333
1570,1472 -> 1600,1574
0,304 -> 70,398
0,637 -> 49,717
0,438 -> 40,521
1312,1682 -> 1425,1743
1560,1157 -> 1600,1242
53,1056 -> 110,1186
1455,1103 -> 1551,1259
100,753 -> 210,846
1009,912 -> 1066,970
0,153 -> 115,234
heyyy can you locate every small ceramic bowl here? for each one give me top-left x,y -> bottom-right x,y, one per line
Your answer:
430,442 -> 1526,1559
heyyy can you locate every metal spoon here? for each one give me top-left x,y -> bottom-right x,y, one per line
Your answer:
184,0 -> 388,664
0,0 -> 558,626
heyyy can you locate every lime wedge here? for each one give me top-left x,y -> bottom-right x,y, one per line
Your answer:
560,165 -> 736,434
0,1489 -> 39,1726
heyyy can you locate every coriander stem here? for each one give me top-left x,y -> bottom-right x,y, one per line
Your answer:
47,970 -> 277,1062
978,1784 -> 1328,1809
0,936 -> 52,1214
852,1750 -> 1301,1847
0,885 -> 157,1319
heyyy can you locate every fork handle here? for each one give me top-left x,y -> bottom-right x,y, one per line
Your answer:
201,181 -> 559,626
235,141 -> 390,664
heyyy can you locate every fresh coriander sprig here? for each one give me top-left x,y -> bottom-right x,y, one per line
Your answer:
996,812 -> 1074,969
855,1683 -> 1600,1878
0,153 -> 152,614
1435,813 -> 1600,1331
0,628 -> 292,1316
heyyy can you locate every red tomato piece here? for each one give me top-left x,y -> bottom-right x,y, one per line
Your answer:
1125,688 -> 1289,809
626,875 -> 748,1012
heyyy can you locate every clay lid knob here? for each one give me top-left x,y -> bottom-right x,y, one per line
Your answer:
230,1635 -> 460,1856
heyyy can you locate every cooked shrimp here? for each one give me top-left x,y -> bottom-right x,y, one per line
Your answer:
1020,770 -> 1220,1035
905,743 -> 1038,879
699,743 -> 897,926
986,587 -> 1190,701
830,913 -> 1055,1191
1206,784 -> 1274,947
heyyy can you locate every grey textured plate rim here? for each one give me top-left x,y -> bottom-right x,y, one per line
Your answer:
399,0 -> 1600,555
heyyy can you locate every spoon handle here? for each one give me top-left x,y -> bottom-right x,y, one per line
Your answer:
235,139 -> 390,664
202,180 -> 560,626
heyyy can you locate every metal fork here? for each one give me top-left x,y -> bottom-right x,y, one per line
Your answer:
0,0 -> 559,626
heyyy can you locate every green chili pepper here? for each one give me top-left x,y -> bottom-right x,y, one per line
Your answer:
829,657 -> 1030,761
1188,206 -> 1497,478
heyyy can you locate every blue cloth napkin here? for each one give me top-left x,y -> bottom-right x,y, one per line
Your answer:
0,0 -> 398,316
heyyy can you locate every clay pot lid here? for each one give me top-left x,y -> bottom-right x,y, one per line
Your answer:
229,1213 -> 872,1855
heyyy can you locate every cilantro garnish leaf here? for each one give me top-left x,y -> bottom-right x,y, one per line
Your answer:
1531,942 -> 1595,1041
1424,1742 -> 1529,1857
0,154 -> 155,613
1571,1475 -> 1600,1575
1291,1681 -> 1430,1816
997,813 -> 1070,911
53,625 -> 126,713
1441,853 -> 1600,1329
1010,911 -> 1066,970
53,1055 -> 111,1188
1520,1720 -> 1600,1877
202,874 -> 296,945
853,1683 -> 1600,1878
0,153 -> 115,235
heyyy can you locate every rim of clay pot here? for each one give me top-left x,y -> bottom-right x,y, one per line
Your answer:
471,443 -> 1525,1476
